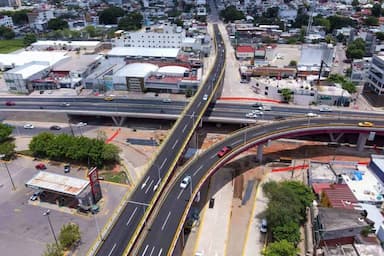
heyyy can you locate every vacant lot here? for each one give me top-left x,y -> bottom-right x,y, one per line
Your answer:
0,39 -> 24,53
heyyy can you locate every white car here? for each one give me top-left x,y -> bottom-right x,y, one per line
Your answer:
319,106 -> 332,112
61,102 -> 70,107
245,112 -> 257,118
306,112 -> 319,118
162,98 -> 171,103
180,176 -> 191,189
23,123 -> 34,129
76,122 -> 87,127
251,110 -> 264,115
260,218 -> 267,233
202,94 -> 208,101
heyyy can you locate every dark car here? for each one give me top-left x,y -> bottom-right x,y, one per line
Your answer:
64,164 -> 71,173
217,146 -> 232,158
5,101 -> 15,106
50,125 -> 61,130
35,163 -> 47,170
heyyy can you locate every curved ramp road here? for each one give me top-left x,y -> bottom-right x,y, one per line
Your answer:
136,117 -> 384,255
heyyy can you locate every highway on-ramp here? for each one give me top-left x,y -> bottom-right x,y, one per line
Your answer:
136,117 -> 384,255
94,24 -> 225,256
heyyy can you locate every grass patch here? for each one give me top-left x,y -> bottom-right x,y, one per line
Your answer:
100,171 -> 128,184
0,39 -> 24,53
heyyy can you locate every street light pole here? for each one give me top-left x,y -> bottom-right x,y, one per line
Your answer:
0,154 -> 16,190
43,210 -> 58,247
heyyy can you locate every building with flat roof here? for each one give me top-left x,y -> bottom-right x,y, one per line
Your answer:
31,40 -> 102,53
107,47 -> 180,59
297,43 -> 334,78
4,62 -> 50,93
25,171 -> 93,209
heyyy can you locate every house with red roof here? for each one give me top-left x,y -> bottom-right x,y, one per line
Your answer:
236,45 -> 254,60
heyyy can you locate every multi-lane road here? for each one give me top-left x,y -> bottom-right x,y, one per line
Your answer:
1,97 -> 383,123
136,117 -> 384,255
92,24 -> 226,256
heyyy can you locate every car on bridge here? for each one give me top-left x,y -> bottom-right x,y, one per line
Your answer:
104,96 -> 114,101
180,176 -> 191,189
203,94 -> 208,101
320,106 -> 332,112
23,123 -> 34,129
61,102 -> 71,107
358,121 -> 374,127
217,146 -> 232,157
5,101 -> 15,106
306,112 -> 319,118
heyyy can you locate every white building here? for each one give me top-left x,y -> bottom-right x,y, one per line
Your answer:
27,8 -> 54,31
30,40 -> 102,53
107,47 -> 180,60
0,15 -> 13,28
4,62 -> 50,93
112,23 -> 185,49
366,55 -> 384,95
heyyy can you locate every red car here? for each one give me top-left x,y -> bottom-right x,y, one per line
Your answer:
5,101 -> 15,106
35,163 -> 47,170
217,146 -> 232,158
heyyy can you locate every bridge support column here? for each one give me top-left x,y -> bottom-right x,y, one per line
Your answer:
257,144 -> 263,162
111,116 -> 125,126
329,132 -> 344,142
357,133 -> 368,152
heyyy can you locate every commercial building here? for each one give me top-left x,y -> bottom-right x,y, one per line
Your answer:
366,55 -> 384,96
297,44 -> 334,78
30,40 -> 103,53
236,45 -> 254,60
25,171 -> 93,209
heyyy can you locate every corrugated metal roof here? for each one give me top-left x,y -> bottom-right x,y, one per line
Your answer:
25,171 -> 89,196
323,184 -> 358,209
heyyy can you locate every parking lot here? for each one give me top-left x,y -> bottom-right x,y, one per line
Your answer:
0,155 -> 129,256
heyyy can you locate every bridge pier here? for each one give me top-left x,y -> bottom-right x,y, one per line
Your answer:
111,116 -> 126,126
257,144 -> 263,162
357,133 -> 368,152
328,132 -> 344,142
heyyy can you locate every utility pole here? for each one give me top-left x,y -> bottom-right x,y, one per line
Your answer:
43,210 -> 58,247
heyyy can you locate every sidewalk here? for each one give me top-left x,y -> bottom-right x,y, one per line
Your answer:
193,168 -> 233,256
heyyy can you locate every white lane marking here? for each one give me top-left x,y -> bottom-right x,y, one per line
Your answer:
160,158 -> 167,169
198,102 -> 201,107
161,211 -> 172,231
172,140 -> 178,149
107,243 -> 117,256
158,248 -> 163,256
142,245 -> 149,256
145,179 -> 154,194
233,139 -> 242,145
177,189 -> 184,199
210,154 -> 217,159
182,124 -> 188,133
149,246 -> 155,256
193,165 -> 204,176
141,176 -> 150,190
126,207 -> 138,226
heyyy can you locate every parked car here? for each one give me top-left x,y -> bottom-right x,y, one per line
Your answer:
35,163 -> 47,170
30,190 -> 42,201
260,218 -> 267,233
5,101 -> 15,106
217,146 -> 232,157
64,164 -> 71,173
180,176 -> 192,189
49,125 -> 61,130
23,123 -> 34,129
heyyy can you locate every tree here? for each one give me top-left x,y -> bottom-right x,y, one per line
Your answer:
280,88 -> 292,103
58,223 -> 81,249
346,38 -> 366,59
42,242 -> 63,256
220,5 -> 245,22
364,16 -> 379,26
263,240 -> 298,256
23,33 -> 37,46
47,18 -> 69,30
84,25 -> 96,38
313,17 -> 331,32
288,60 -> 297,67
372,3 -> 382,17
351,0 -> 359,7
272,221 -> 301,246
376,32 -> 384,41
0,123 -> 13,142
118,12 -> 143,31
98,6 -> 125,25
102,143 -> 121,163
328,15 -> 357,32
0,141 -> 15,160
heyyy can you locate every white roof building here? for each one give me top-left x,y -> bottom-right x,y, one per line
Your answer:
115,63 -> 159,78
31,40 -> 102,52
158,65 -> 188,76
0,51 -> 68,70
108,47 -> 180,59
